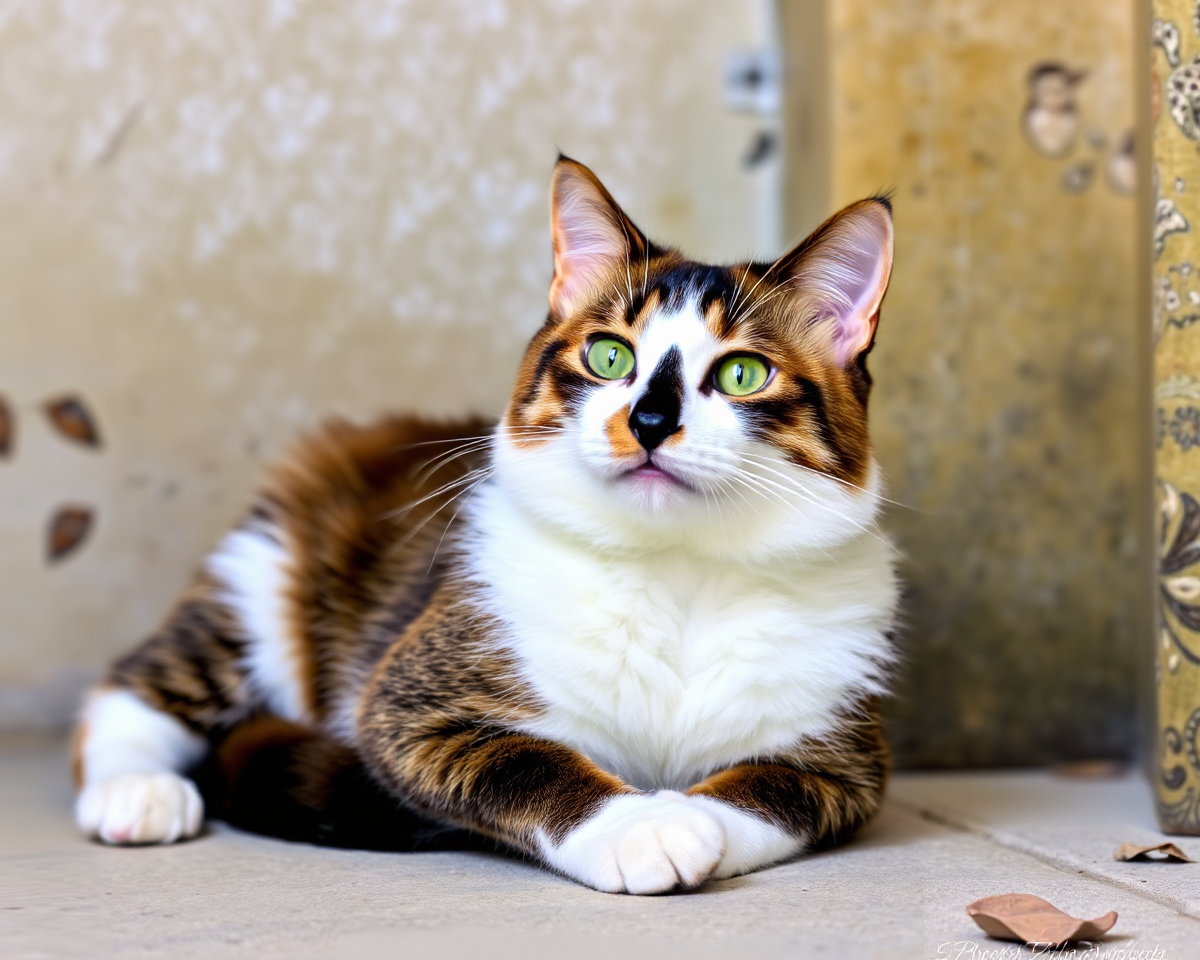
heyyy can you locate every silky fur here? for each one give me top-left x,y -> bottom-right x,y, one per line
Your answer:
73,158 -> 898,894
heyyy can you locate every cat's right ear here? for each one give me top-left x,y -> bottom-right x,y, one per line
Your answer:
549,157 -> 645,318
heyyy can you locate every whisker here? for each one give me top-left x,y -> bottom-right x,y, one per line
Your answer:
425,470 -> 493,577
392,433 -> 497,452
735,449 -> 924,513
495,425 -> 566,441
411,438 -> 500,485
732,277 -> 803,327
717,474 -> 815,564
408,425 -> 562,486
718,474 -> 773,525
386,466 -> 494,559
691,447 -> 883,541
728,263 -> 751,318
730,253 -> 790,326
619,221 -> 636,306
391,426 -> 564,458
409,439 -> 493,482
728,458 -> 897,550
642,235 -> 649,299
377,466 -> 491,522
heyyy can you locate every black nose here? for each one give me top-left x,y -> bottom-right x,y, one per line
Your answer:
629,406 -> 678,451
629,347 -> 683,451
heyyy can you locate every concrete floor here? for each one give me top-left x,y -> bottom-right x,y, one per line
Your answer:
2,739 -> 1199,959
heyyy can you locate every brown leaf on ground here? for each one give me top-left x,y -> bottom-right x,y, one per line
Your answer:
43,396 -> 101,447
1114,841 -> 1193,863
48,506 -> 94,562
1052,760 -> 1127,779
966,894 -> 1117,947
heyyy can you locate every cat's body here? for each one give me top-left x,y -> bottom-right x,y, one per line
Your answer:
471,477 -> 894,792
74,159 -> 898,894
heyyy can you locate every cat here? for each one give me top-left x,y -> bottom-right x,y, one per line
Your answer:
72,157 -> 898,895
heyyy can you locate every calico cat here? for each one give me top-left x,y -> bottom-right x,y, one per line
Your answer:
73,157 -> 898,894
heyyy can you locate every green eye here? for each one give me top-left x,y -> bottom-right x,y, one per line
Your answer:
585,338 -> 636,380
714,355 -> 770,396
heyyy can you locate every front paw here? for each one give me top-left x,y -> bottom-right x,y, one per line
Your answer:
76,772 -> 204,845
542,791 -> 725,894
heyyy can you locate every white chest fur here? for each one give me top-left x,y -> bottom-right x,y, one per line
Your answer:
467,485 -> 898,791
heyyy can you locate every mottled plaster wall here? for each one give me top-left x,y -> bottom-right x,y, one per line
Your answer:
829,2 -> 1146,765
0,1 -> 780,727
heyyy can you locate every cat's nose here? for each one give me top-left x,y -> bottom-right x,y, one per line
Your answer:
629,346 -> 684,452
629,402 -> 679,451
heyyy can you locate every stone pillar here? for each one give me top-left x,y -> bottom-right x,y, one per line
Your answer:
1153,0 -> 1200,834
822,1 -> 1143,767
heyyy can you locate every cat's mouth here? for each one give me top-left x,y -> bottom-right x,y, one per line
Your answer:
622,459 -> 693,491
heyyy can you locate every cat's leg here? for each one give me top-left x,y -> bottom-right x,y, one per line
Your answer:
358,628 -> 726,894
76,518 -> 311,845
362,716 -> 726,894
74,686 -> 208,845
685,710 -> 889,879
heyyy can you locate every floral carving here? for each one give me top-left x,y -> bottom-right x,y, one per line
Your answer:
1158,710 -> 1200,832
1171,405 -> 1200,449
1157,194 -> 1190,259
1167,56 -> 1200,140
1159,481 -> 1200,666
1155,19 -> 1182,68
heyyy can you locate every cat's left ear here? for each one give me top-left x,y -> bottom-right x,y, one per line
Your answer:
548,156 -> 647,318
781,198 -> 893,365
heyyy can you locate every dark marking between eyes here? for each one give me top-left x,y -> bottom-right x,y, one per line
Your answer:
629,347 -> 684,451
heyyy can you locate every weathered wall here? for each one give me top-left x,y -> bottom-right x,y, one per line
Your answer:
0,1 -> 781,727
828,1 -> 1146,765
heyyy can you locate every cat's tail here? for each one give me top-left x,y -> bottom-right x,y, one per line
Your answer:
195,716 -> 486,852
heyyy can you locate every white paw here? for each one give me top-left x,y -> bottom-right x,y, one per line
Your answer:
542,791 -> 725,894
689,795 -> 806,879
75,773 -> 204,845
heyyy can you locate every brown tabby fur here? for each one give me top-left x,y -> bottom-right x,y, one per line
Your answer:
84,412 -> 887,862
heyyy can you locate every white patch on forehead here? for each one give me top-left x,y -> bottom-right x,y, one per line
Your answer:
634,301 -> 719,393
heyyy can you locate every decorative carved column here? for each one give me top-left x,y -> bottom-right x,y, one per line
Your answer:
1153,0 -> 1200,834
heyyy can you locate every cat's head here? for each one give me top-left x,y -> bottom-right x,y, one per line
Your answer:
493,157 -> 893,559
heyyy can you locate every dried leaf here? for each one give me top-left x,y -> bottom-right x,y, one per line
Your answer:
1114,841 -> 1194,863
43,396 -> 101,448
0,395 -> 11,456
1053,760 -> 1127,779
966,894 -> 1117,947
48,506 -> 94,562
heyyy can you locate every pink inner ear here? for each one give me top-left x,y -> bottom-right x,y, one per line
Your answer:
801,209 -> 893,365
549,166 -> 634,317
553,207 -> 625,309
828,246 -> 889,364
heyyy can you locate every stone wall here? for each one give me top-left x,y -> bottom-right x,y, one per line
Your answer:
826,0 -> 1146,766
